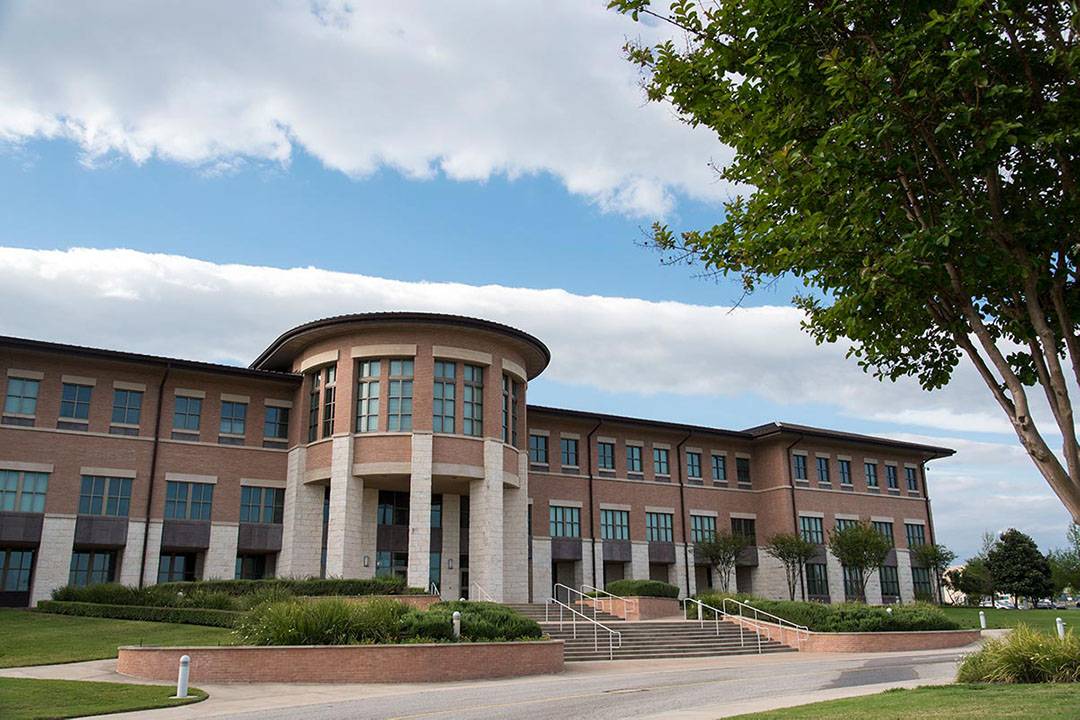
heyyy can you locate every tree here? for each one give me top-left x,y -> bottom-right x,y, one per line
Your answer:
912,543 -> 958,605
763,533 -> 818,600
986,528 -> 1054,605
827,523 -> 892,602
610,0 -> 1080,522
945,559 -> 995,606
1048,523 -> 1080,594
695,531 -> 750,592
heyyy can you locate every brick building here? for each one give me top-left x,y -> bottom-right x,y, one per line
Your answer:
0,312 -> 951,607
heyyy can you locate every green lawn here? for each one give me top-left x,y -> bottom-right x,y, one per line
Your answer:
0,609 -> 232,668
727,684 -> 1080,719
939,606 -> 1079,635
0,677 -> 206,720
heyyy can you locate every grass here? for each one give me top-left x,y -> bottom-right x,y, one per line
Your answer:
725,684 -> 1080,719
939,606 -> 1079,635
0,678 -> 205,720
0,609 -> 232,668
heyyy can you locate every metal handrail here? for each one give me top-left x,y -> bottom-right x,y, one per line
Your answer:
471,582 -> 494,602
429,581 -> 440,597
546,584 -> 622,660
683,597 -> 810,653
581,583 -> 639,620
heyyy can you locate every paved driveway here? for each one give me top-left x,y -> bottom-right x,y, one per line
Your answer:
2,645 -> 973,719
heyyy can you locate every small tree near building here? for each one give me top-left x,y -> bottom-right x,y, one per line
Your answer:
763,533 -> 817,601
695,531 -> 750,593
986,528 -> 1054,607
944,559 -> 995,606
828,523 -> 891,602
912,543 -> 957,605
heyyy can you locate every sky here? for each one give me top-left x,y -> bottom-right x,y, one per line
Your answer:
0,1 -> 1074,560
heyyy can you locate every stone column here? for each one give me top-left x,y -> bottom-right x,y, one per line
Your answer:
30,514 -> 76,605
825,551 -> 845,604
141,519 -> 163,586
204,523 -> 239,579
751,553 -> 790,601
501,452 -> 529,602
630,541 -> 650,580
278,446 -> 324,578
407,432 -> 433,590
897,549 -> 915,603
325,436 -> 364,578
441,494 -> 461,599
865,568 -> 884,605
469,439 -> 504,600
592,539 -> 605,590
531,536 -> 552,602
119,519 -> 146,586
359,486 -> 379,579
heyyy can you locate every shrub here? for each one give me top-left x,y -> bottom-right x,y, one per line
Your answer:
158,576 -> 423,597
419,601 -> 544,642
36,601 -> 241,628
957,624 -> 1080,684
691,593 -> 960,632
605,579 -> 680,598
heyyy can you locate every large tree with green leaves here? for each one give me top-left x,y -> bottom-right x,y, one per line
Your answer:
610,0 -> 1080,521
986,528 -> 1054,605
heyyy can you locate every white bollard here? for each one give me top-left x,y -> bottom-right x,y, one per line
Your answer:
1057,617 -> 1066,640
979,611 -> 987,629
886,607 -> 893,615
697,603 -> 703,622
172,655 -> 190,699
452,611 -> 461,640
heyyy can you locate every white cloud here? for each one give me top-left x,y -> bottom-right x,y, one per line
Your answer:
0,246 -> 1075,555
0,1 -> 730,216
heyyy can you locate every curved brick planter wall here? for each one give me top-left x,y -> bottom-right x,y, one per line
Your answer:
117,640 -> 564,683
724,615 -> 982,652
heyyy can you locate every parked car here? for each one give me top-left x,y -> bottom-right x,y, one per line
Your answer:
1034,599 -> 1055,610
994,600 -> 1017,610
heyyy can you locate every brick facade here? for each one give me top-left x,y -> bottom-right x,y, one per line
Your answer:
0,313 -> 952,607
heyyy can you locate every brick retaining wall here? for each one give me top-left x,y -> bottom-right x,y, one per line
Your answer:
723,614 -> 981,652
116,640 -> 564,683
582,596 -> 681,621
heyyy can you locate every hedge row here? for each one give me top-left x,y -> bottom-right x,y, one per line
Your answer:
36,601 -> 243,628
155,576 -> 426,597
691,593 -> 960,632
604,579 -> 680,598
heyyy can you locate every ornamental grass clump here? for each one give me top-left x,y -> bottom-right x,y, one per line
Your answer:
957,624 -> 1080,684
234,598 -> 409,646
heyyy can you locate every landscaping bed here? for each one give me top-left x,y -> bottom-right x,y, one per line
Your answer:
692,593 -> 960,632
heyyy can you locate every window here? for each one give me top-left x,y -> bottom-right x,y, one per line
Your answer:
463,364 -> 483,437
377,490 -> 410,526
817,457 -> 830,483
0,549 -> 34,591
240,486 -> 284,524
0,470 -> 48,512
429,551 -> 442,588
687,452 -> 702,480
912,566 -> 933,598
264,405 -> 290,439
307,372 -> 321,442
842,565 -> 863,600
387,360 -> 414,431
731,517 -> 757,544
430,494 -> 442,529
236,554 -> 271,580
653,447 -> 670,476
164,481 -> 213,520
835,518 -> 859,532
690,514 -> 716,543
905,466 -> 919,492
78,476 -> 131,517
598,441 -> 615,470
433,361 -> 456,433
501,374 -> 519,445
873,521 -> 894,546
886,465 -> 899,490
792,454 -> 807,481
321,366 -> 337,438
560,437 -> 579,467
626,445 -> 643,474
905,522 -> 926,548
220,401 -> 247,436
865,462 -> 879,488
59,383 -> 92,420
805,563 -> 829,598
711,454 -> 727,482
800,516 -> 825,544
736,456 -> 751,484
600,509 -> 629,540
376,550 -> 408,580
69,550 -> 117,586
839,459 -> 852,485
4,377 -> 39,416
111,389 -> 142,426
355,360 -> 380,433
158,553 -> 196,583
879,565 -> 900,598
528,434 -> 549,464
646,512 -> 674,542
549,505 -> 581,538
174,395 -> 202,433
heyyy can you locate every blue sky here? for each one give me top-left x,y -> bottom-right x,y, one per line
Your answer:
0,1 -> 1074,560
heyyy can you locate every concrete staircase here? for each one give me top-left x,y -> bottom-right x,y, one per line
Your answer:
503,602 -> 622,624
505,603 -> 797,662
